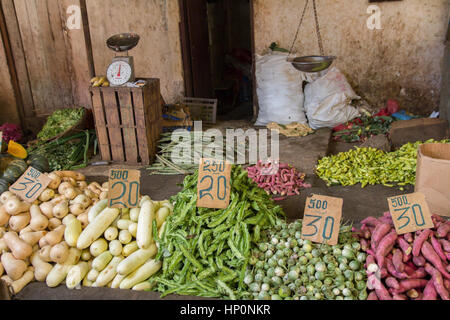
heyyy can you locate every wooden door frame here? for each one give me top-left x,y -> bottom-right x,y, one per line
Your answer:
249,0 -> 258,122
178,0 -> 258,118
178,0 -> 194,97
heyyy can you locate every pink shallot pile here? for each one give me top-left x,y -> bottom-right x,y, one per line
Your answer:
354,213 -> 450,300
247,161 -> 311,201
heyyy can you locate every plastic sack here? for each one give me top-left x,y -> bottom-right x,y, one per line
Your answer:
304,67 -> 360,130
255,52 -> 308,126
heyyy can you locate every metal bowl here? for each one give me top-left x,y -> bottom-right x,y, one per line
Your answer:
291,55 -> 336,73
107,33 -> 140,52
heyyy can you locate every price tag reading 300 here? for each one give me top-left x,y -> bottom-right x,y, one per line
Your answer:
10,167 -> 51,203
388,192 -> 434,235
301,194 -> 343,246
197,158 -> 231,209
108,169 -> 140,208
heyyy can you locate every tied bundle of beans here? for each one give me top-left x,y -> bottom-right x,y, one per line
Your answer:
353,214 -> 450,300
247,162 -> 311,201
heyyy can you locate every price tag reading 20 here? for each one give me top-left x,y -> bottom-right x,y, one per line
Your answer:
301,194 -> 343,246
388,192 -> 434,235
197,158 -> 231,209
108,169 -> 140,208
10,167 -> 52,203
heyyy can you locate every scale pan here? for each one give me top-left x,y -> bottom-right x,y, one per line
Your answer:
291,55 -> 336,73
107,33 -> 140,52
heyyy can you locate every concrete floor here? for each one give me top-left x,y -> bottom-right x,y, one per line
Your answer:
78,122 -> 406,222
11,120 -> 419,300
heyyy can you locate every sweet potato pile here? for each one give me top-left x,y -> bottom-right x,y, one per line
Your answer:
354,213 -> 450,300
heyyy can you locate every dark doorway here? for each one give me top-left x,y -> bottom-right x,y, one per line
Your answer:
179,0 -> 254,120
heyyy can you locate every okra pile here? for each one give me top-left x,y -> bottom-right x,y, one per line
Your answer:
244,220 -> 368,300
153,166 -> 285,299
317,139 -> 450,188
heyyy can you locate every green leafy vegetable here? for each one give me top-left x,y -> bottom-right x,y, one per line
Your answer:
37,108 -> 85,141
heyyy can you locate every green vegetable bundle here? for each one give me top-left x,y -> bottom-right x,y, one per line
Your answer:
245,220 -> 368,300
28,130 -> 97,171
37,107 -> 85,141
152,166 -> 285,299
317,139 -> 450,188
147,132 -> 248,175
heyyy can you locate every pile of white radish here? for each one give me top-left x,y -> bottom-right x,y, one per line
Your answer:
0,170 -> 172,296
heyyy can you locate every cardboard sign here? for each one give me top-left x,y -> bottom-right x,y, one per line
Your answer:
108,169 -> 141,208
301,194 -> 343,245
10,167 -> 51,203
388,192 -> 434,235
197,158 -> 231,209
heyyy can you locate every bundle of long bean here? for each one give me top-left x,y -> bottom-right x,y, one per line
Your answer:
152,166 -> 285,299
147,132 -> 248,175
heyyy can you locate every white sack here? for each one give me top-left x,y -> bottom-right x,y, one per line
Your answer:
304,67 -> 360,129
255,52 -> 308,126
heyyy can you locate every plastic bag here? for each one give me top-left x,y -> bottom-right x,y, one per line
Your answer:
255,52 -> 308,126
304,67 -> 360,130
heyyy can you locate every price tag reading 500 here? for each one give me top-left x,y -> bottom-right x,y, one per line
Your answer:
108,169 -> 140,208
197,158 -> 231,209
388,192 -> 434,235
10,167 -> 51,203
301,194 -> 343,246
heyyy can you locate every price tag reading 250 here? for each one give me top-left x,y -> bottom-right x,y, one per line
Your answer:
108,169 -> 140,208
301,194 -> 343,246
388,192 -> 434,235
10,167 -> 52,203
197,158 -> 231,209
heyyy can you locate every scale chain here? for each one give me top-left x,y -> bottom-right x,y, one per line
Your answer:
288,0 -> 325,57
288,0 -> 309,57
313,0 -> 325,56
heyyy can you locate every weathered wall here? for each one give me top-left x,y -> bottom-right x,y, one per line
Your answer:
254,0 -> 449,114
0,33 -> 19,124
86,0 -> 184,103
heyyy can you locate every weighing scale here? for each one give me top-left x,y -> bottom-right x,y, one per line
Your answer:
106,33 -> 140,87
288,0 -> 336,73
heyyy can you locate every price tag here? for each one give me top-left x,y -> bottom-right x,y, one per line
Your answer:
108,169 -> 141,208
197,158 -> 231,209
9,167 -> 51,203
301,194 -> 343,245
388,192 -> 434,235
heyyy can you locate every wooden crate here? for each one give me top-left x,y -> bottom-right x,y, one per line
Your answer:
90,79 -> 162,165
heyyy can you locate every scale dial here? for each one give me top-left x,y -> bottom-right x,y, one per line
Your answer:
107,60 -> 133,86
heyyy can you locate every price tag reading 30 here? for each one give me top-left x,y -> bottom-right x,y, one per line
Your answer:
388,192 -> 434,235
197,158 -> 231,209
108,169 -> 140,208
10,167 -> 51,203
301,194 -> 343,245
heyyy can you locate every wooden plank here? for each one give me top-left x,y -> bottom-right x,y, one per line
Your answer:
58,0 -> 95,109
0,2 -> 21,125
90,88 -> 111,161
132,90 -> 150,165
103,89 -> 124,162
13,0 -> 73,115
118,90 -> 138,164
2,0 -> 34,119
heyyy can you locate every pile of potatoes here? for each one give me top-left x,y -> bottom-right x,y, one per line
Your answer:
0,170 -> 172,295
